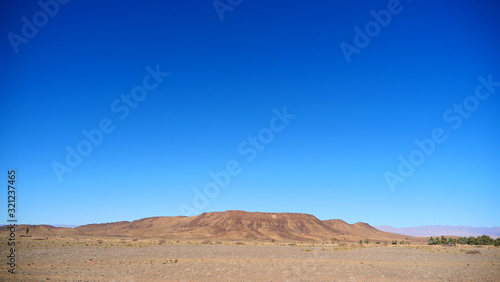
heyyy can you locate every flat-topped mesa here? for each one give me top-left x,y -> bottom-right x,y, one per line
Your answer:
201,210 -> 320,217
179,210 -> 340,241
197,210 -> 322,220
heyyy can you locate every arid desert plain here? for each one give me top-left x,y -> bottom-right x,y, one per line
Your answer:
1,237 -> 499,281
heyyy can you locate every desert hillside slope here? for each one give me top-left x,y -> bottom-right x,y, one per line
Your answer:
322,219 -> 419,242
5,210 -> 426,243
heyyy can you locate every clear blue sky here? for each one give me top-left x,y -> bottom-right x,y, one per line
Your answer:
1,0 -> 499,227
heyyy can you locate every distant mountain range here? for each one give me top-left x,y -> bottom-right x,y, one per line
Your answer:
375,225 -> 500,238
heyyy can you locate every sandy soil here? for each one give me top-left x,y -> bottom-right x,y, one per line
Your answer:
1,237 -> 499,281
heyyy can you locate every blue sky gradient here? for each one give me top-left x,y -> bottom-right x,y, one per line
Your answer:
1,0 -> 499,227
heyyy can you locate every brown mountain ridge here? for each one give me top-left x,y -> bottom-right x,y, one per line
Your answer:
6,210 -> 426,243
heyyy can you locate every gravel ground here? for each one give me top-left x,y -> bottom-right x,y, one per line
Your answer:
1,238 -> 499,281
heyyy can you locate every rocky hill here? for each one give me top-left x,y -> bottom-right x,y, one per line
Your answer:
5,210 -> 425,243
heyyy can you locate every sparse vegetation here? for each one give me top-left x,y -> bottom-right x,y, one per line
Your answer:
428,236 -> 456,245
428,235 -> 499,246
456,235 -> 500,246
